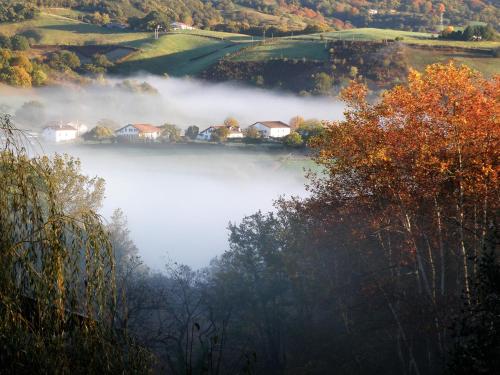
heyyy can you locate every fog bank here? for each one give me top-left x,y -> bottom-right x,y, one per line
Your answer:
1,77 -> 341,269
51,145 -> 310,269
0,76 -> 344,129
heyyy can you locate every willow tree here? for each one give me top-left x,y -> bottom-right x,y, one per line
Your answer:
0,115 -> 151,373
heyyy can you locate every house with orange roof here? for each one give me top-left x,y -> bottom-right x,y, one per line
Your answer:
115,124 -> 162,141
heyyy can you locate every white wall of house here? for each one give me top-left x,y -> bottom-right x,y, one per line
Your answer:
197,127 -> 216,141
228,131 -> 244,139
116,125 -> 139,138
197,127 -> 244,141
68,122 -> 88,136
249,123 -> 270,137
42,128 -> 77,143
250,123 -> 291,138
142,131 -> 160,140
171,22 -> 194,30
268,127 -> 290,138
116,125 -> 161,140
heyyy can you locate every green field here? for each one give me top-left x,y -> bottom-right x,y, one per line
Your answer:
115,33 -> 252,76
296,28 -> 500,50
406,48 -> 499,77
229,28 -> 499,77
0,11 -> 255,75
0,11 -> 498,77
0,12 -> 150,45
230,40 -> 329,61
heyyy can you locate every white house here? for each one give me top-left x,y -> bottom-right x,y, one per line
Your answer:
42,123 -> 78,143
368,9 -> 378,15
67,121 -> 88,136
115,124 -> 161,141
171,22 -> 194,30
248,121 -> 291,138
197,125 -> 244,141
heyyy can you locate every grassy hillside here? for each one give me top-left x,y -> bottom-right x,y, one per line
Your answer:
224,4 -> 307,31
229,40 -> 329,61
0,11 -> 253,76
296,28 -> 500,50
0,12 -> 148,45
0,10 -> 497,79
406,48 -> 499,77
228,28 -> 499,77
115,32 -> 253,76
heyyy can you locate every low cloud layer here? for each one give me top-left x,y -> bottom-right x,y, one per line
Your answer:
48,144 -> 311,269
0,76 -> 344,129
1,78 -> 342,269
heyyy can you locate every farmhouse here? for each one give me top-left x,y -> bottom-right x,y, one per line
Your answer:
249,121 -> 291,138
171,22 -> 194,30
67,121 -> 88,136
42,123 -> 78,143
197,125 -> 244,141
115,124 -> 161,141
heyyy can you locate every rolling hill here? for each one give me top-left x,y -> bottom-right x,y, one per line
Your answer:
0,9 -> 498,84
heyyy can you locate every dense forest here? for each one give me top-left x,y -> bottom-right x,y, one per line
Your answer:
1,62 -> 498,374
2,0 -> 499,32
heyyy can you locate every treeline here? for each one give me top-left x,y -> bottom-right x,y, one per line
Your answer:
0,38 -> 126,88
0,0 -> 38,23
440,24 -> 497,41
5,0 -> 498,33
0,39 -> 116,87
201,58 -> 329,94
0,46 -> 47,87
221,0 -> 500,31
33,0 -> 223,30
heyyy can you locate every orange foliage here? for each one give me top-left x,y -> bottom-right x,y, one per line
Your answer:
312,63 -> 499,298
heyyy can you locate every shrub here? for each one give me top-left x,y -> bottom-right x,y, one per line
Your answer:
283,132 -> 304,147
11,35 -> 30,51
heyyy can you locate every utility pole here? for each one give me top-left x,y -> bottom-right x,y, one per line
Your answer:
154,25 -> 163,40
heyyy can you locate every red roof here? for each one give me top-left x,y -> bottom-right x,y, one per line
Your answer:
132,124 -> 161,133
117,124 -> 161,134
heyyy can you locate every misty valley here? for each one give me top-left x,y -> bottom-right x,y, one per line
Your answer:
0,2 -> 499,373
3,76 -> 328,268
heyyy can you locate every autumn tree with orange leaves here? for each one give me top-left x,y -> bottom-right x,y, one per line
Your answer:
306,62 -> 498,373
